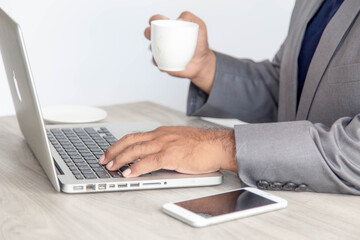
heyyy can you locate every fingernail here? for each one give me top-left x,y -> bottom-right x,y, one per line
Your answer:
99,155 -> 105,164
122,168 -> 131,177
106,161 -> 113,170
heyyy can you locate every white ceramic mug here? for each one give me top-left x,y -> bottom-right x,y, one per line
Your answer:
151,20 -> 199,71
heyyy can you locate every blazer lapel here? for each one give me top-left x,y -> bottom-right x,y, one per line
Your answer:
278,0 -> 323,121
296,0 -> 360,120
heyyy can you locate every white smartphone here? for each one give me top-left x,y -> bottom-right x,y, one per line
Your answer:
162,187 -> 288,227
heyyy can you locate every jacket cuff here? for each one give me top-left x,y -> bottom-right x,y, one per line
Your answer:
186,52 -> 237,118
233,121 -> 346,193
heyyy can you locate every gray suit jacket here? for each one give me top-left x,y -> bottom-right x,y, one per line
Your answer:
187,0 -> 360,194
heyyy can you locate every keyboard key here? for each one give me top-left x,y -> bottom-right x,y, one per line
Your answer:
76,146 -> 88,151
86,143 -> 97,147
65,162 -> 74,167
93,167 -> 107,174
84,155 -> 95,159
94,140 -> 108,146
96,172 -> 110,179
100,146 -> 109,151
68,153 -> 81,158
72,170 -> 81,176
63,158 -> 72,163
80,169 -> 94,174
60,142 -> 72,146
83,173 -> 97,179
75,162 -> 88,167
78,165 -> 91,170
89,163 -> 102,168
74,174 -> 83,180
65,150 -> 77,155
109,171 -> 122,178
82,153 -> 94,157
89,149 -> 102,154
120,165 -> 129,172
54,146 -> 62,151
92,166 -> 103,172
77,148 -> 89,153
93,153 -> 104,158
87,159 -> 99,164
64,145 -> 75,150
84,128 -> 97,134
104,136 -> 117,143
78,149 -> 90,154
90,148 -> 102,153
72,158 -> 84,163
93,168 -> 110,176
69,166 -> 78,171
105,132 -> 115,136
89,134 -> 101,139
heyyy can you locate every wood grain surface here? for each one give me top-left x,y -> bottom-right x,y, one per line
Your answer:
0,102 -> 359,240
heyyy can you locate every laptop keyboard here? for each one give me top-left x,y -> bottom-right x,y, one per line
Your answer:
46,127 -> 127,180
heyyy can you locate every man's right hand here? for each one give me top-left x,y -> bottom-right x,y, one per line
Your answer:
144,11 -> 216,94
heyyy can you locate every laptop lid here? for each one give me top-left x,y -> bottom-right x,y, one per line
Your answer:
0,9 -> 60,191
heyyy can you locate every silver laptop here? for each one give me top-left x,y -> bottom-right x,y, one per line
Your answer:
0,8 -> 223,193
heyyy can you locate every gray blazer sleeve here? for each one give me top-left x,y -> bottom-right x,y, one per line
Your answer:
186,49 -> 360,195
187,49 -> 283,123
235,118 -> 360,195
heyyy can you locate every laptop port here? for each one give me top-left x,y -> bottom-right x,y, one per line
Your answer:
118,184 -> 127,188
98,184 -> 106,190
109,184 -> 115,189
130,183 -> 140,187
143,182 -> 161,186
73,185 -> 84,191
86,184 -> 96,191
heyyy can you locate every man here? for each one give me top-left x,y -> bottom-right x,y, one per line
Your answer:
99,0 -> 360,194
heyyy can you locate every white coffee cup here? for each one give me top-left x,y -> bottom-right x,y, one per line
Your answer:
151,20 -> 199,71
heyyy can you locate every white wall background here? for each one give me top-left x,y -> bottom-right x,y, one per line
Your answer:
0,0 -> 295,117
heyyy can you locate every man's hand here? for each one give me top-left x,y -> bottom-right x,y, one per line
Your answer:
144,12 -> 217,94
99,126 -> 237,177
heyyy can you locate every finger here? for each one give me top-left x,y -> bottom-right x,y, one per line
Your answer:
144,27 -> 150,40
144,15 -> 168,41
101,132 -> 155,164
178,11 -> 201,24
151,57 -> 167,73
106,141 -> 161,171
148,14 -> 168,25
122,153 -> 165,178
152,57 -> 158,67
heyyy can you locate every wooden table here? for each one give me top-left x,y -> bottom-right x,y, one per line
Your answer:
0,102 -> 359,240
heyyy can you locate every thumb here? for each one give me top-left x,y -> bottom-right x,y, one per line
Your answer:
144,14 -> 169,40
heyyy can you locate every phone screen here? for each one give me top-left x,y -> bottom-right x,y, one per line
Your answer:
175,189 -> 276,218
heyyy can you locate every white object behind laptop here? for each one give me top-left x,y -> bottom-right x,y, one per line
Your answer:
42,105 -> 107,124
0,8 -> 222,193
